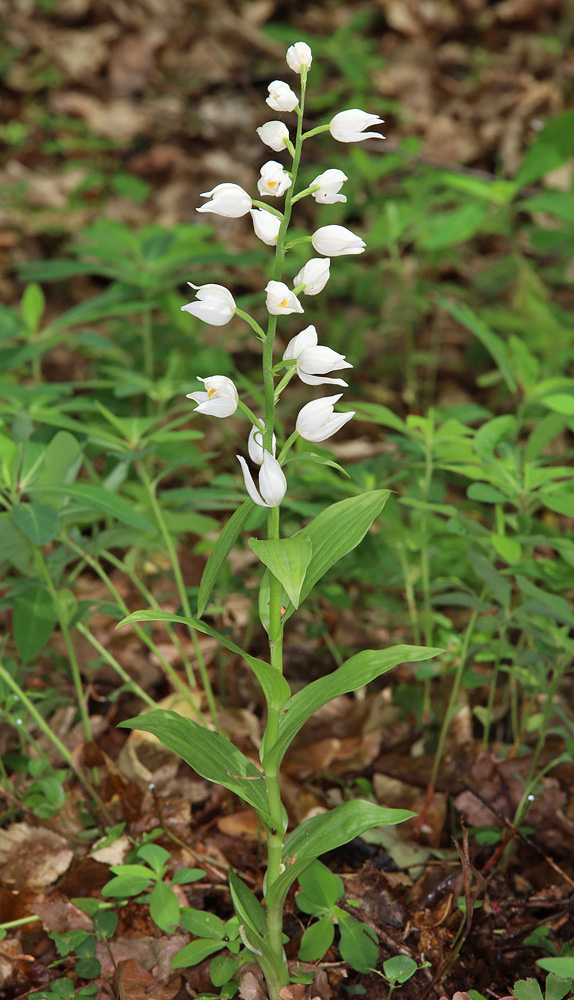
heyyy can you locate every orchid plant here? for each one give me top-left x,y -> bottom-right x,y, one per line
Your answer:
119,41 -> 438,999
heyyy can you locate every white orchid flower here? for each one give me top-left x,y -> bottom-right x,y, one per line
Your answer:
293,258 -> 330,296
286,42 -> 312,74
329,109 -> 385,143
310,168 -> 348,204
181,283 -> 236,326
237,451 -> 287,507
283,325 -> 352,387
265,280 -> 304,315
256,121 -> 290,151
258,161 -> 292,198
311,225 -> 365,257
186,376 -> 238,418
266,80 -> 299,113
296,394 -> 355,442
248,423 -> 276,464
196,183 -> 252,218
250,208 -> 281,246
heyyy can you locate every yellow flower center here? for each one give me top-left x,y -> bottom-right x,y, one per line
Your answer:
268,180 -> 277,189
278,298 -> 288,308
207,387 -> 217,399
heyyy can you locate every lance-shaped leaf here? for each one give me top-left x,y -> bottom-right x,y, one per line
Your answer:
228,870 -> 288,985
198,501 -> 253,616
266,800 -> 414,912
282,490 -> 391,621
31,484 -> 155,534
262,645 -> 441,768
117,610 -> 290,707
249,534 -> 312,608
119,710 -> 271,822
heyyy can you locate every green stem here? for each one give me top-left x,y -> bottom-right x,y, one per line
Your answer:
0,661 -> 111,821
35,550 -> 92,742
235,308 -> 267,342
76,623 -> 157,710
138,463 -> 219,730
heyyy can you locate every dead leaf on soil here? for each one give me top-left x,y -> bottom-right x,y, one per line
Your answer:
115,957 -> 181,1000
0,823 -> 73,890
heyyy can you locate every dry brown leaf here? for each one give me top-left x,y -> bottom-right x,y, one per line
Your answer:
115,958 -> 181,999
0,823 -> 73,890
50,92 -> 152,140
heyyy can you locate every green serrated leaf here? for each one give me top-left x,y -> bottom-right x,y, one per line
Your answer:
512,979 -> 545,1000
250,534 -> 312,608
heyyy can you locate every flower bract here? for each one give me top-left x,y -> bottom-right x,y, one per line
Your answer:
311,225 -> 365,257
329,109 -> 385,143
310,168 -> 348,204
256,121 -> 290,151
258,161 -> 292,198
286,42 -> 312,74
196,182 -> 252,218
251,208 -> 281,246
296,394 -> 355,441
181,283 -> 236,326
293,258 -> 330,296
283,325 -> 352,387
265,280 -> 304,315
248,424 -> 276,464
266,80 -> 299,113
186,376 -> 238,418
237,451 -> 287,507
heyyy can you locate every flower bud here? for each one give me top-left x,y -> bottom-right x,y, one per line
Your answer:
250,208 -> 281,246
196,183 -> 252,218
237,452 -> 287,507
311,225 -> 365,257
248,424 -> 276,464
293,258 -> 330,296
266,80 -> 299,113
257,121 -> 290,152
265,280 -> 304,316
258,161 -> 292,198
310,168 -> 348,204
296,394 -> 355,442
186,376 -> 238,418
181,283 -> 236,326
286,42 -> 312,74
329,109 -> 385,143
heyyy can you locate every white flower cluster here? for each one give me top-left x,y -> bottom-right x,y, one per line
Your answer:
182,42 -> 385,507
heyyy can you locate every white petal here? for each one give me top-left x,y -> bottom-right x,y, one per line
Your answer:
259,452 -> 287,506
298,372 -> 349,387
283,324 -> 318,361
237,455 -> 269,507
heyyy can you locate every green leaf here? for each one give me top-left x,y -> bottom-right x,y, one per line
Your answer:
491,534 -> 522,565
136,843 -> 170,873
441,300 -> 517,394
13,585 -> 57,662
0,514 -> 33,571
468,551 -> 511,610
11,503 -> 60,545
21,283 -> 45,331
36,431 -> 82,493
298,915 -> 334,962
210,954 -> 239,987
515,111 -> 574,188
545,974 -> 574,1000
418,203 -> 488,250
338,911 -> 379,974
75,957 -> 101,980
512,979 -> 545,1000
30,484 -> 155,533
101,874 -> 153,897
118,709 -> 271,822
267,801 -> 414,912
263,645 -> 441,768
172,938 -> 224,968
250,534 -> 312,608
116,610 -> 290,708
228,869 -> 267,937
540,489 -> 574,517
515,576 -> 574,627
542,394 -> 574,416
537,959 -> 574,981
148,880 -> 180,933
180,908 -> 226,940
282,490 -> 390,620
467,483 -> 509,505
474,415 -> 515,459
170,868 -> 205,886
93,911 -> 118,940
198,501 -> 252,616
383,955 -> 419,984
297,861 -> 343,912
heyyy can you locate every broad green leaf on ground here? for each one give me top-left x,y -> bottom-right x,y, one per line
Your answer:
198,500 -> 253,616
117,610 -> 290,706
118,709 -> 271,821
172,938 -> 223,968
262,645 -> 441,767
31,484 -> 155,533
11,503 -> 60,545
250,533 -> 312,608
13,586 -> 57,662
282,490 -> 390,621
298,915 -> 334,962
148,880 -> 180,933
338,911 -> 379,973
514,111 -> 574,188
